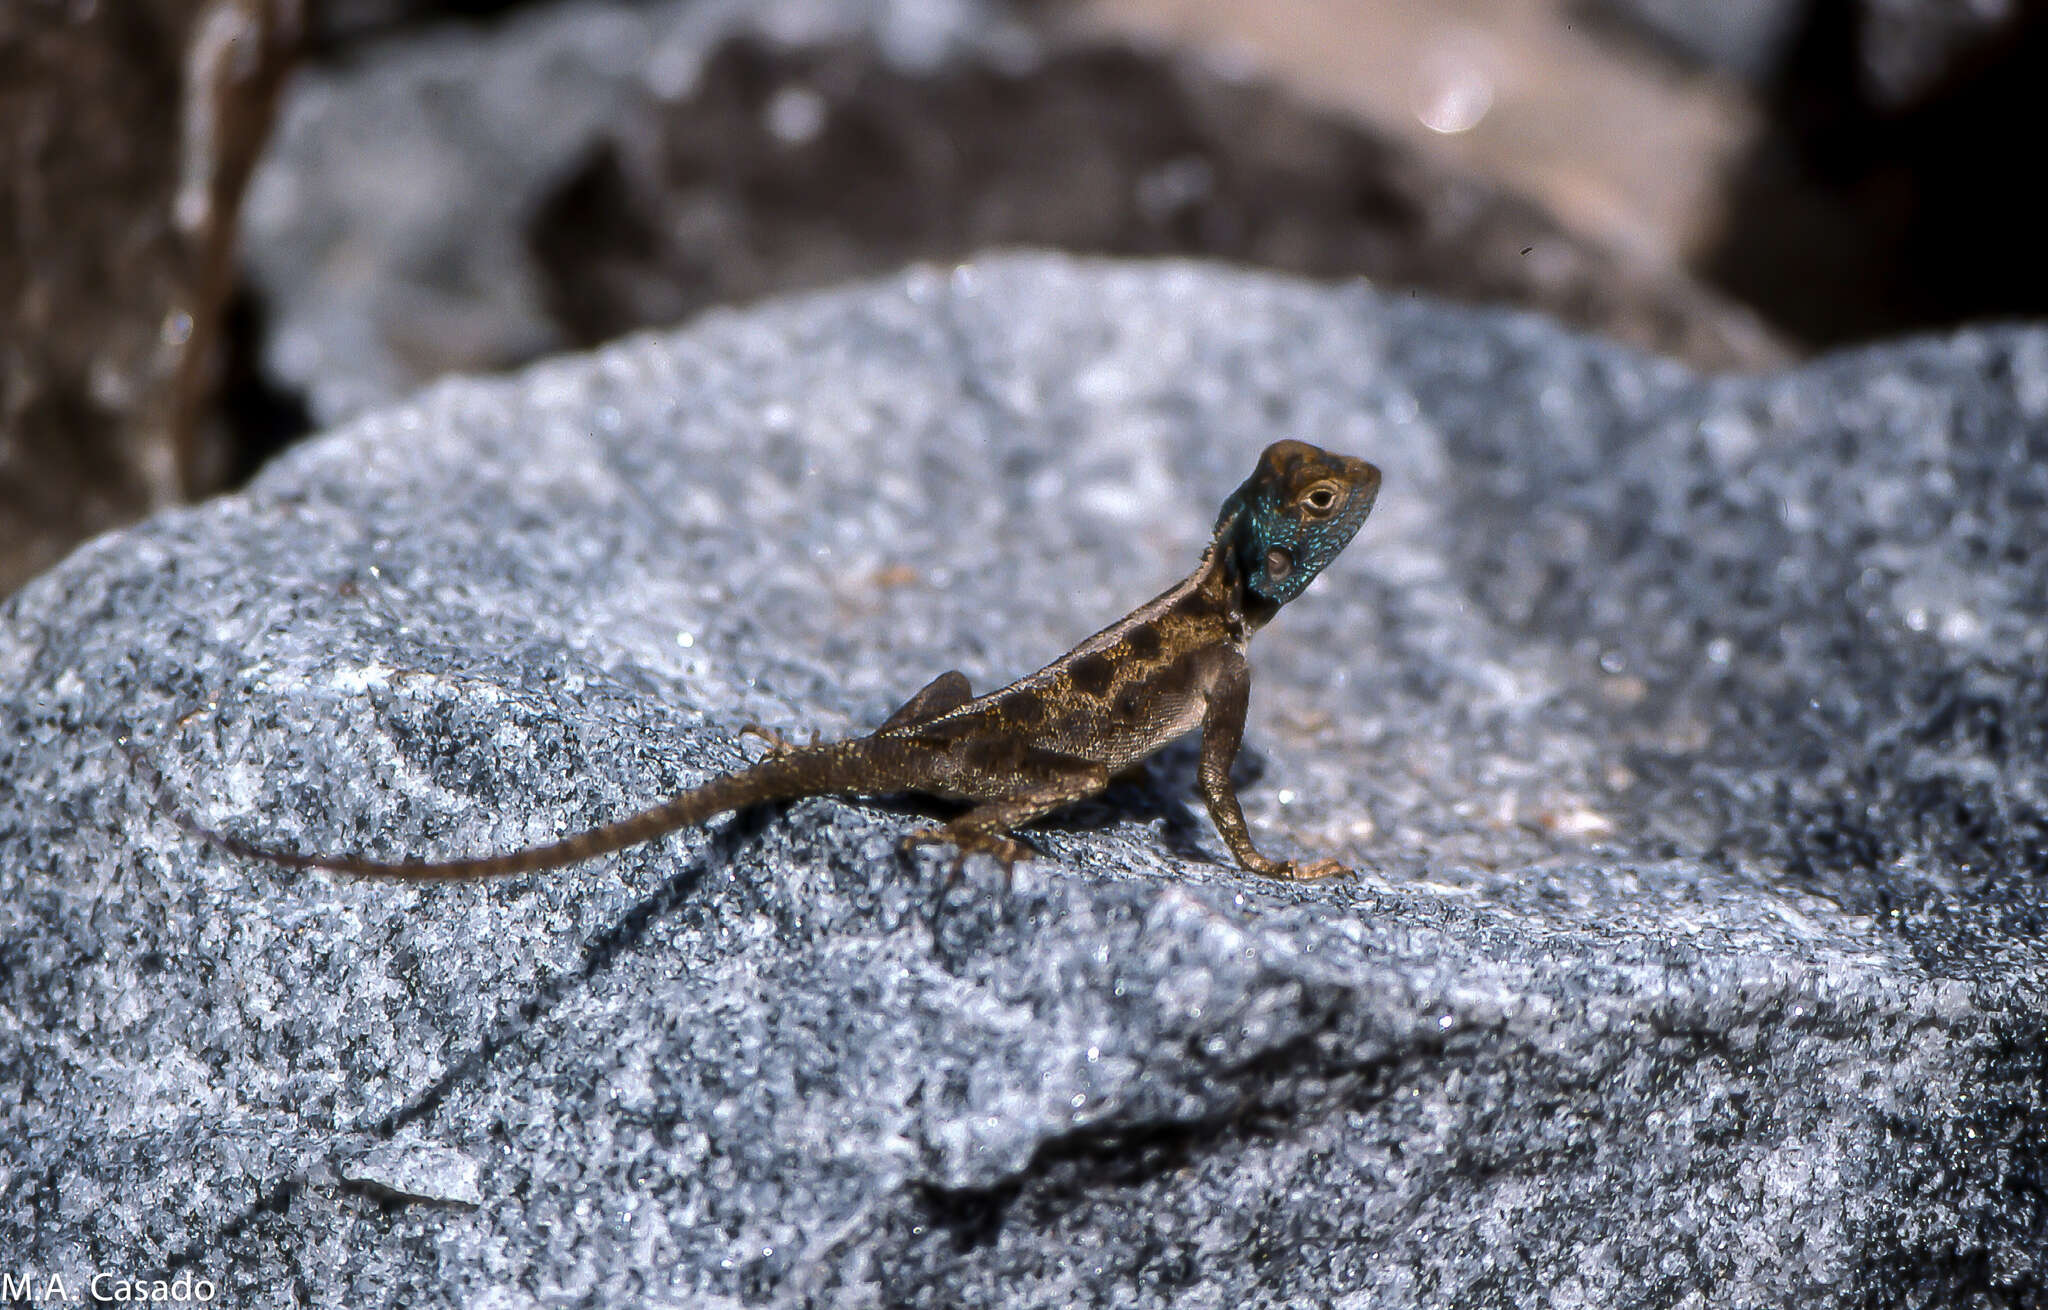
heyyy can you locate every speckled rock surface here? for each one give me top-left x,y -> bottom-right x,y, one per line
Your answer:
3,256 -> 2044,1305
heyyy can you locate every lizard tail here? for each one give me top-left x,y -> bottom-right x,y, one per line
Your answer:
138,738 -> 895,881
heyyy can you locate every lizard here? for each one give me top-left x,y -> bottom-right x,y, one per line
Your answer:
163,439 -> 1380,882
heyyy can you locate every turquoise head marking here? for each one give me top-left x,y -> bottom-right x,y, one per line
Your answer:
1214,440 -> 1381,605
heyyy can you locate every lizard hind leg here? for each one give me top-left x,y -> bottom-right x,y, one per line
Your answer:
898,755 -> 1111,883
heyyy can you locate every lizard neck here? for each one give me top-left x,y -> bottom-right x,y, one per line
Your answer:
1195,532 -> 1275,638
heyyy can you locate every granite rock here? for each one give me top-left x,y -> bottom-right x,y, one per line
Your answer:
1591,0 -> 2034,107
2,256 -> 2044,1305
1585,0 -> 1808,84
242,0 -> 1032,426
528,36 -> 1785,376
0,0 -> 298,596
244,0 -> 1781,441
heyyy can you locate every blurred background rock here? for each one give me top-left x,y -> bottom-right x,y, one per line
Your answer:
1,0 -> 297,597
4,0 -> 2044,596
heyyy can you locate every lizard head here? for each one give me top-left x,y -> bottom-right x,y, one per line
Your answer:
1214,439 -> 1381,605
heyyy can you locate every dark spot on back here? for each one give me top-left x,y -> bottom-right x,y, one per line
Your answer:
1124,624 -> 1163,661
965,734 -> 1024,773
998,689 -> 1048,729
1069,651 -> 1116,698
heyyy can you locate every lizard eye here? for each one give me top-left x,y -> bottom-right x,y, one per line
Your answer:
1265,547 -> 1294,580
1298,483 -> 1342,516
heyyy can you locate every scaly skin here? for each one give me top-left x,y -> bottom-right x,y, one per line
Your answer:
154,440 -> 1381,881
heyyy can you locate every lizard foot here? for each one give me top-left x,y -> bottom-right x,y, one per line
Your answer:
1276,857 -> 1351,881
899,827 -> 1030,880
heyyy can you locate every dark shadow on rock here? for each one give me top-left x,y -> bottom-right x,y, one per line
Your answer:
0,0 -> 295,595
530,37 -> 1785,374
1701,0 -> 2048,344
218,284 -> 316,485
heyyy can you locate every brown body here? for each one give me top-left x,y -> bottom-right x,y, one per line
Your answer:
169,441 -> 1380,881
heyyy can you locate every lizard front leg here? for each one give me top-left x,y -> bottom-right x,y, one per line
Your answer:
1198,651 -> 1349,880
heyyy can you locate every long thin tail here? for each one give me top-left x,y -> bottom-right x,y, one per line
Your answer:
125,738 -> 888,880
